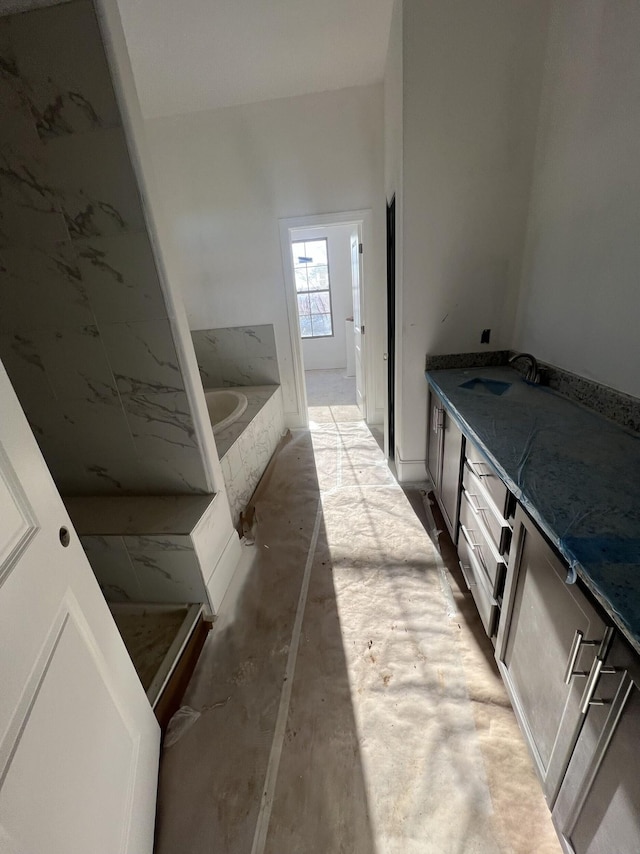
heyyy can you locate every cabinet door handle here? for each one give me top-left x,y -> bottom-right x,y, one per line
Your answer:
580,659 -> 617,714
460,524 -> 480,551
564,629 -> 600,684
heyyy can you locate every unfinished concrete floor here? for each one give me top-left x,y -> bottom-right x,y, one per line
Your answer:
154,420 -> 561,854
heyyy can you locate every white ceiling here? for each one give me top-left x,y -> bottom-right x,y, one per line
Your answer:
116,0 -> 395,119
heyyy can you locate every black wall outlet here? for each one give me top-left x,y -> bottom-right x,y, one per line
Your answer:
481,328 -> 491,344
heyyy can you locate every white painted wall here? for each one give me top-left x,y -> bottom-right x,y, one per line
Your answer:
292,224 -> 356,371
391,0 -> 550,480
513,0 -> 640,398
145,85 -> 386,425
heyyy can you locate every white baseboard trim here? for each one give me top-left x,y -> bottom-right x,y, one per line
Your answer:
206,530 -> 242,614
394,455 -> 427,483
284,411 -> 307,429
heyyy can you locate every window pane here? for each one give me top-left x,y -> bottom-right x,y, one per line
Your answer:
292,241 -> 311,269
299,314 -> 313,337
307,265 -> 329,290
311,313 -> 333,337
310,291 -> 330,313
305,239 -> 327,266
297,293 -> 311,315
295,268 -> 308,292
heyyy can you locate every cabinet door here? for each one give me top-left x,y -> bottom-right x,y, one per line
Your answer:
440,410 -> 463,540
495,506 -> 608,804
552,636 -> 640,854
426,386 -> 442,488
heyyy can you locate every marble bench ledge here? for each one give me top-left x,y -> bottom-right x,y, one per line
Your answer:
64,494 -> 217,536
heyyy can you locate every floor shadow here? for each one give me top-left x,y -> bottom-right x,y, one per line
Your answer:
153,430 -> 377,854
404,486 -> 502,674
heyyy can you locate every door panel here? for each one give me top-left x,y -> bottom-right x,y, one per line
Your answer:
496,506 -> 607,803
0,363 -> 160,854
553,636 -> 640,854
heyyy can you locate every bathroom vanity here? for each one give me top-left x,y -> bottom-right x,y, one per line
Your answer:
426,366 -> 640,853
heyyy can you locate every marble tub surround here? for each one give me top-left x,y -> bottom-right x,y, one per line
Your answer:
213,385 -> 282,458
0,1 -> 208,495
65,492 -> 240,613
191,324 -> 280,388
217,386 -> 286,524
427,366 -> 640,653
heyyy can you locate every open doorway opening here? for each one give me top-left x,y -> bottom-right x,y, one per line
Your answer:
280,211 -> 371,429
291,225 -> 360,423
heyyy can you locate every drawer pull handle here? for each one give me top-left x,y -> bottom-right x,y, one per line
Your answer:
466,493 -> 487,516
467,459 -> 491,478
580,659 -> 617,714
564,630 -> 600,684
458,560 -> 475,590
460,524 -> 480,551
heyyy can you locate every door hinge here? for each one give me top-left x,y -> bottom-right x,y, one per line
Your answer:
359,242 -> 363,254
361,325 -> 365,334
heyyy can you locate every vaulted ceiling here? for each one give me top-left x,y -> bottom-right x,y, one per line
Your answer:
116,0 -> 395,119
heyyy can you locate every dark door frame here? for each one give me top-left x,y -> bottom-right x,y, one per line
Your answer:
386,195 -> 396,460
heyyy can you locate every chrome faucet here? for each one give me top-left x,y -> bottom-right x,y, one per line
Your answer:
508,352 -> 540,384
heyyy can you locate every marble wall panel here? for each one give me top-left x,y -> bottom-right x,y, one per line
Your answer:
81,532 -> 208,604
124,535 -> 206,603
0,0 -> 208,496
5,0 -> 121,139
45,128 -> 147,240
81,535 -> 142,603
0,243 -> 93,332
123,391 -> 197,457
0,333 -> 58,410
100,319 -> 184,395
37,325 -> 119,401
192,324 -> 280,389
74,233 -> 168,324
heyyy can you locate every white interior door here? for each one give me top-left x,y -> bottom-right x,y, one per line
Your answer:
351,233 -> 366,417
0,363 -> 160,854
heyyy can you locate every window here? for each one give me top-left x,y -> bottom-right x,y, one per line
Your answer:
292,238 -> 333,338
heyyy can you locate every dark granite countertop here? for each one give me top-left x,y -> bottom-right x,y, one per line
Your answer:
426,365 -> 640,655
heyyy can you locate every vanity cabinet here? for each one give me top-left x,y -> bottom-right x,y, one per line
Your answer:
495,506 -> 609,804
427,386 -> 464,541
552,633 -> 640,853
425,371 -> 640,851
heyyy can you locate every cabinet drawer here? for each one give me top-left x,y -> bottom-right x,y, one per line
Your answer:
458,524 -> 498,637
459,489 -> 506,596
462,463 -> 510,553
465,439 -> 509,517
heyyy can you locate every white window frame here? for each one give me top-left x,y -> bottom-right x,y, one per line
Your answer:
291,237 -> 334,340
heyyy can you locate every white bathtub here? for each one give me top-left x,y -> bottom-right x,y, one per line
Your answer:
204,389 -> 248,434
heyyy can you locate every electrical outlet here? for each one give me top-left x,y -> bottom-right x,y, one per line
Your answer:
481,329 -> 491,344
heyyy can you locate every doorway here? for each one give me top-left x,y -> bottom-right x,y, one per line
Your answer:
279,211 -> 372,428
